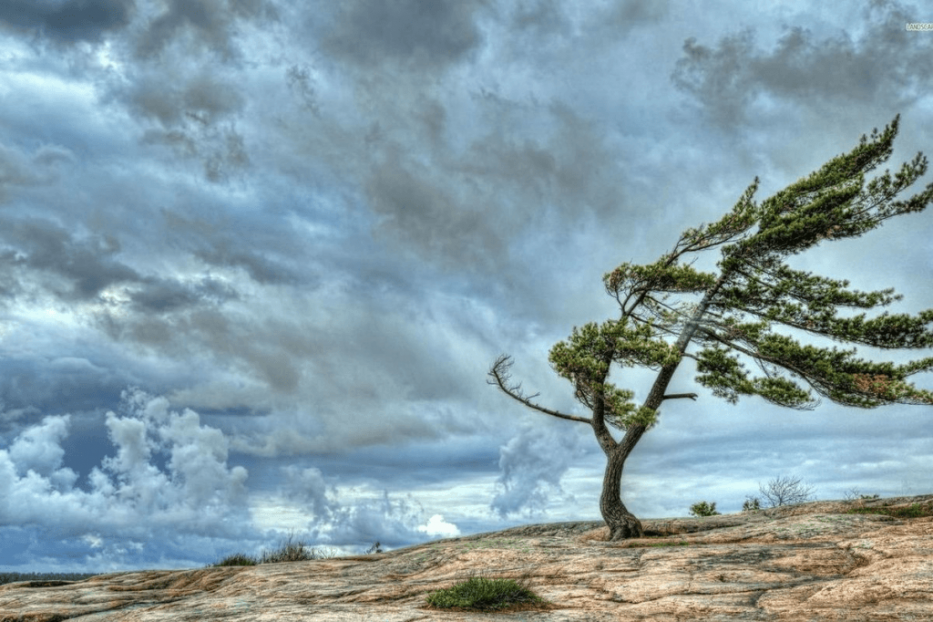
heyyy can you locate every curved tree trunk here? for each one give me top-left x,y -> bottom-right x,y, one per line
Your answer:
600,442 -> 644,540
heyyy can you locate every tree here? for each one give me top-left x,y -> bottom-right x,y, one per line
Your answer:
689,501 -> 720,517
757,475 -> 814,508
488,116 -> 933,541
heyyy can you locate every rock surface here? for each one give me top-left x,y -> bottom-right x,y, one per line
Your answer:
2,494 -> 932,621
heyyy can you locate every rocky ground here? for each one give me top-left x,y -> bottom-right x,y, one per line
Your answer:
1,494 -> 931,621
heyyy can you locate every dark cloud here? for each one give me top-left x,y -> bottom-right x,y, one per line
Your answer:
0,357 -> 125,415
362,101 -> 628,273
127,72 -> 244,127
128,276 -> 239,314
672,1 -> 933,126
510,0 -> 567,34
0,143 -> 73,201
285,65 -> 320,115
0,0 -> 135,44
0,217 -> 138,302
1,0 -> 931,575
323,0 -> 485,71
134,0 -> 276,60
159,209 -> 304,285
605,0 -> 669,31
123,70 -> 250,181
0,211 -> 242,316
365,155 -> 506,271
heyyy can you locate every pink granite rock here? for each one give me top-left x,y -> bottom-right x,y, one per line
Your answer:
1,494 -> 931,621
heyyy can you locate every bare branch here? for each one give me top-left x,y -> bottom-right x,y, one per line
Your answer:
663,393 -> 698,401
758,475 -> 815,508
487,355 -> 592,424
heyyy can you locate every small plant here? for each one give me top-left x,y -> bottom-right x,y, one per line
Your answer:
843,488 -> 880,501
213,553 -> 258,567
425,572 -> 552,612
742,497 -> 761,512
365,541 -> 382,554
209,532 -> 339,568
689,501 -> 720,517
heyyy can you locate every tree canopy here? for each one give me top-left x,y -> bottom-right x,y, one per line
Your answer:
489,115 -> 933,540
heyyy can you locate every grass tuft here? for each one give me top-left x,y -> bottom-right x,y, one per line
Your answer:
209,532 -> 348,567
424,572 -> 553,612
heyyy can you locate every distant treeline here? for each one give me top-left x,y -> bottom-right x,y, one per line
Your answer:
0,571 -> 103,586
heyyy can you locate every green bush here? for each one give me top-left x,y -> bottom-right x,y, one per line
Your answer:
213,553 -> 258,567
742,497 -> 761,512
689,501 -> 720,517
847,503 -> 931,519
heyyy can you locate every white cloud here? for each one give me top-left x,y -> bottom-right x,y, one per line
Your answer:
0,390 -> 249,537
8,414 -> 70,477
417,514 -> 460,538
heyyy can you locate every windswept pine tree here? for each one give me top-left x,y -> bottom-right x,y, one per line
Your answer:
488,116 -> 933,540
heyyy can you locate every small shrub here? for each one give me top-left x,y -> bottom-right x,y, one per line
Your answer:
425,573 -> 551,611
258,539 -> 313,564
847,503 -> 931,519
213,553 -> 258,567
689,501 -> 720,517
742,497 -> 761,512
843,488 -> 879,501
366,541 -> 382,554
209,532 -> 340,568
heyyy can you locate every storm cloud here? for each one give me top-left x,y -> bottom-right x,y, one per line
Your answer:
0,0 -> 931,574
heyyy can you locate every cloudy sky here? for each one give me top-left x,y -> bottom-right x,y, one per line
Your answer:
1,0 -> 932,574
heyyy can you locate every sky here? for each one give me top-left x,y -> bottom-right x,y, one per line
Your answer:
0,0 -> 932,574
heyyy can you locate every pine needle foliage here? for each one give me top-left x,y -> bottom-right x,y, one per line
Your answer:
489,115 -> 933,539
562,115 -> 933,418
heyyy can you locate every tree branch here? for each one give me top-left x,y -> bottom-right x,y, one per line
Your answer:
487,355 -> 592,424
663,393 -> 698,401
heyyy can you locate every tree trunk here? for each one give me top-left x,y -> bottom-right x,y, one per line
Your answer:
600,442 -> 644,540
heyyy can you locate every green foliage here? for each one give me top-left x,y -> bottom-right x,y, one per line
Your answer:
489,116 -> 933,537
425,574 -> 552,611
548,115 -> 933,426
213,553 -> 258,567
689,501 -> 720,517
742,497 -> 761,512
548,319 -> 672,429
604,259 -> 717,299
210,534 -> 339,567
847,503 -> 931,519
